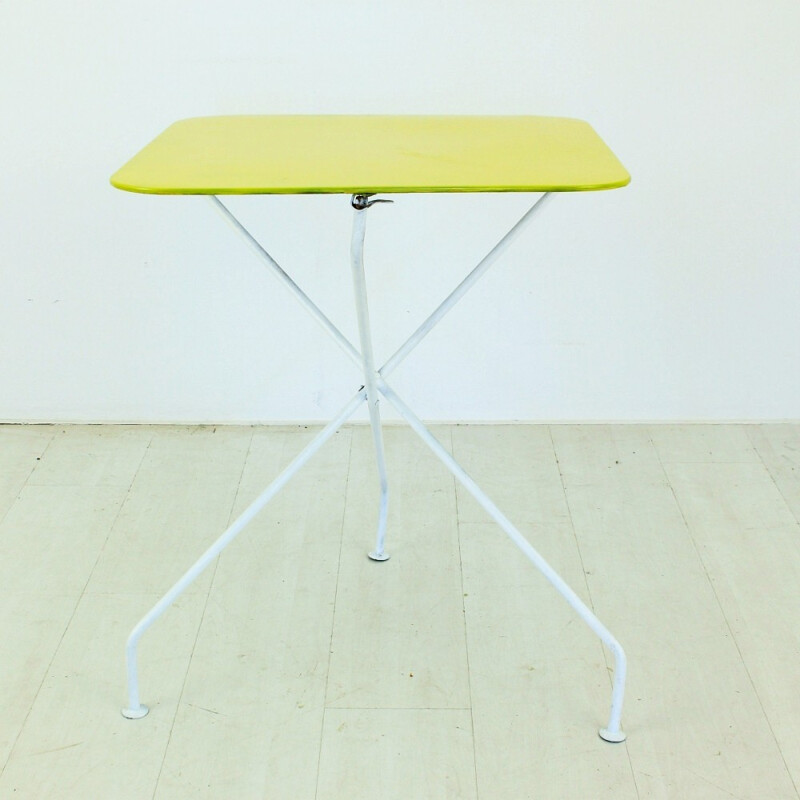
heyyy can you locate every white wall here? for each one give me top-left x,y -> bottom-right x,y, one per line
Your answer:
2,1 -> 798,423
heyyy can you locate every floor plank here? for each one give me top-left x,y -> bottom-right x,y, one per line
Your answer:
26,425 -> 152,488
747,423 -> 800,524
1,423 -> 799,799
665,458 -> 800,795
155,426 -> 351,799
0,592 -> 77,768
454,425 -> 638,799
86,426 -> 251,595
553,425 -> 798,800
0,424 -> 54,520
0,485 -> 127,596
0,592 -> 206,799
317,708 -> 476,800
325,426 -> 470,711
648,424 -> 761,465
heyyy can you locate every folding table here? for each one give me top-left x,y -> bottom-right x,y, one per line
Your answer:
111,115 -> 631,742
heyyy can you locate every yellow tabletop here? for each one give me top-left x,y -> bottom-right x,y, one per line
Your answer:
110,115 -> 629,195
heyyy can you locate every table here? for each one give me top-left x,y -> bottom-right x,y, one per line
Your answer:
111,115 -> 631,742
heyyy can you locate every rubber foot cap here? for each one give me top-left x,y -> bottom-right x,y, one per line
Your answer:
122,705 -> 149,719
599,727 -> 626,743
368,551 -> 391,562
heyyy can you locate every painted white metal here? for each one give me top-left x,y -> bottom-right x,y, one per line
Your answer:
350,206 -> 390,560
208,196 -> 363,370
380,192 -> 552,378
376,378 -> 627,742
123,192 -> 627,742
121,388 -> 367,719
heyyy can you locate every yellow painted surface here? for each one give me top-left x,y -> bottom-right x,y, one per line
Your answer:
110,115 -> 629,195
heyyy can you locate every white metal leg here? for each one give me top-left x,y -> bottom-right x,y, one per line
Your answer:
350,201 -> 390,560
208,196 -> 363,370
123,192 -> 627,742
380,192 -> 552,378
121,388 -> 366,719
376,378 -> 627,742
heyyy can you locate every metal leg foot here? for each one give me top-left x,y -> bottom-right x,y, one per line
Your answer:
599,727 -> 627,743
121,704 -> 149,720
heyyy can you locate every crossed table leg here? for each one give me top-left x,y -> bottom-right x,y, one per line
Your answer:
121,192 -> 628,743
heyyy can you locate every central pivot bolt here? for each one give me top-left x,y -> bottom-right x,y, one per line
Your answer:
351,194 -> 394,210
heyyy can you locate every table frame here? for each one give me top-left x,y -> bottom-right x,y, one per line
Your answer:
121,192 -> 627,743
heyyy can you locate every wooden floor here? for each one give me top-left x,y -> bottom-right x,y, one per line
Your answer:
1,423 -> 799,799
